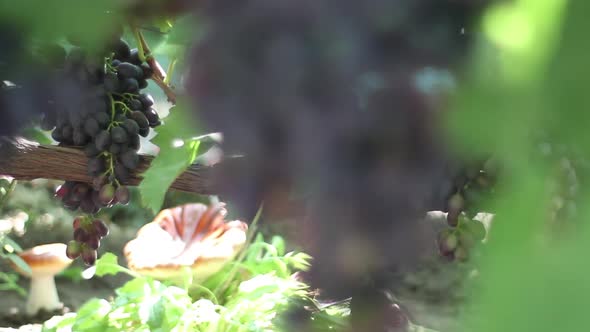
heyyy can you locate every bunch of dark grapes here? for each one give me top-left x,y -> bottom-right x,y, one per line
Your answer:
65,216 -> 109,265
436,158 -> 496,261
40,37 -> 160,265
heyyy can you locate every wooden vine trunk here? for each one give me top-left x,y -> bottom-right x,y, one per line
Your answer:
0,137 -> 220,194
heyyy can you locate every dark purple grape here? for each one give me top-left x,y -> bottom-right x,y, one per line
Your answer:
138,93 -> 154,108
94,112 -> 110,128
81,247 -> 97,266
98,183 -> 115,205
87,236 -> 100,250
55,184 -> 69,199
111,59 -> 121,67
129,134 -> 140,151
109,143 -> 123,154
144,108 -> 160,127
73,227 -> 89,243
116,62 -> 143,79
87,157 -> 106,175
111,126 -> 128,144
92,174 -> 108,190
122,119 -> 139,135
84,143 -> 100,157
73,216 -> 84,230
140,63 -> 153,79
130,111 -> 149,129
138,79 -> 148,89
120,150 -> 139,169
122,78 -> 139,93
128,99 -> 142,110
112,39 -> 131,60
66,241 -> 82,260
92,219 -> 109,237
84,118 -> 100,136
51,128 -> 64,142
128,48 -> 141,65
73,129 -> 89,145
115,186 -> 130,205
80,197 -> 99,214
95,130 -> 111,150
114,163 -> 130,182
104,72 -> 119,93
138,126 -> 150,137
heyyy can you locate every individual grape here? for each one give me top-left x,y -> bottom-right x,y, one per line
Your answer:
138,126 -> 150,137
66,240 -> 82,260
84,143 -> 100,157
130,111 -> 149,128
115,186 -> 130,205
92,174 -> 107,190
73,227 -> 89,243
458,229 -> 476,248
87,236 -> 100,250
122,78 -> 139,93
120,150 -> 139,169
128,48 -> 142,65
138,79 -> 148,89
80,197 -> 98,214
94,130 -> 111,150
55,184 -> 70,199
87,156 -> 106,175
454,246 -> 469,262
144,108 -> 160,126
111,126 -> 128,143
50,128 -> 63,142
112,39 -> 131,60
94,112 -> 110,128
109,143 -> 123,154
122,118 -> 139,135
128,99 -> 142,110
63,199 -> 81,211
73,129 -> 89,145
81,247 -> 97,266
111,59 -> 121,67
104,72 -> 119,93
129,134 -> 140,151
114,163 -> 131,182
72,183 -> 90,198
73,216 -> 84,230
84,118 -> 100,136
98,183 -> 115,205
138,93 -> 154,107
140,63 -> 153,78
92,219 -> 109,237
116,62 -> 143,79
464,219 -> 486,241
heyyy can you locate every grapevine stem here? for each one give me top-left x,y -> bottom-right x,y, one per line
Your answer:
164,58 -> 177,85
107,93 -> 116,122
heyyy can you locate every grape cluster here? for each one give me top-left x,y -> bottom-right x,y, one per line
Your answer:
437,217 -> 486,262
435,158 -> 496,261
40,37 -> 160,265
66,216 -> 109,265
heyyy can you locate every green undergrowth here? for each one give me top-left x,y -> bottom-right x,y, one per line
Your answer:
41,233 -> 352,332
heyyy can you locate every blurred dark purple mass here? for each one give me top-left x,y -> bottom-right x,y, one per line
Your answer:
187,0 -> 490,330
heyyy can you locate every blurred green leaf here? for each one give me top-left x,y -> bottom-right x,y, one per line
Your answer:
138,103 -> 201,213
95,252 -> 136,278
6,253 -> 31,276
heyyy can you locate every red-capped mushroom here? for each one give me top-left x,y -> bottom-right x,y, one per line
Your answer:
124,203 -> 248,285
12,243 -> 73,315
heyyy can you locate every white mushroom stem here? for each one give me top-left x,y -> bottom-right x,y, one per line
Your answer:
26,275 -> 61,315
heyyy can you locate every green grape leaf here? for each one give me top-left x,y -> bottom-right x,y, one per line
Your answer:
2,236 -> 23,252
138,103 -> 202,213
21,127 -> 52,145
94,252 -> 136,278
71,298 -> 111,332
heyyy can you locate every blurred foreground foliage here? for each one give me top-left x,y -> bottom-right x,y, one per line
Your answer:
450,1 -> 590,331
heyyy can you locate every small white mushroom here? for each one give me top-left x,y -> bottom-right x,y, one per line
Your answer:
13,243 -> 73,315
124,203 -> 248,286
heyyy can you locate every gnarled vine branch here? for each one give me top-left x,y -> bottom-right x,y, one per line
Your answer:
0,137 -> 221,195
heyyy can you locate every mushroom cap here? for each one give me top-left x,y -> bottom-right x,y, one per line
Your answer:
124,203 -> 248,284
15,243 -> 73,278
